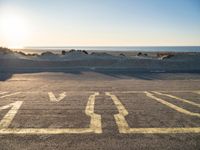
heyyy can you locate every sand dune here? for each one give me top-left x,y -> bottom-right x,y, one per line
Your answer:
0,48 -> 200,72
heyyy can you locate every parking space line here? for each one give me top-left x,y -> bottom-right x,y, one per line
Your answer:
48,92 -> 66,102
0,92 -> 102,134
145,92 -> 200,117
152,91 -> 200,107
0,92 -> 8,95
1,91 -> 199,134
0,128 -> 94,134
85,92 -> 102,134
156,90 -> 197,93
108,90 -> 199,94
125,127 -> 200,134
109,91 -> 146,93
193,91 -> 200,95
106,92 -> 200,134
105,92 -> 129,133
20,91 -> 96,94
0,101 -> 23,128
0,92 -> 21,98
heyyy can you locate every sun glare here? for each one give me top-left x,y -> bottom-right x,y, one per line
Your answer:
0,10 -> 29,48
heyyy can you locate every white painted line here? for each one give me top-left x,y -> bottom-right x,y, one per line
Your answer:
0,92 -> 102,134
0,101 -> 23,128
0,92 -> 21,98
48,92 -> 66,102
106,92 -> 200,134
0,92 -> 8,95
153,91 -> 200,108
145,92 -> 200,117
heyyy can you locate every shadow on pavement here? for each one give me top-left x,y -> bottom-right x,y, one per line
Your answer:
1,67 -> 200,81
1,57 -> 200,81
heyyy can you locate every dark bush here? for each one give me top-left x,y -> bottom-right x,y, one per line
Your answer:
61,50 -> 66,55
69,49 -> 76,53
41,51 -> 55,56
0,47 -> 12,54
82,50 -> 88,54
144,53 -> 148,56
119,53 -> 125,56
137,52 -> 142,56
17,51 -> 26,56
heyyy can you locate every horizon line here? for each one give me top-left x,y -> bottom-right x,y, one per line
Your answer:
23,45 -> 200,48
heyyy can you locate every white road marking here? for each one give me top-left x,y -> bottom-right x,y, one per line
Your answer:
145,92 -> 200,117
0,101 -> 23,128
153,91 -> 200,107
0,92 -> 102,134
0,92 -> 8,95
48,92 -> 66,102
0,92 -> 21,98
106,92 -> 200,134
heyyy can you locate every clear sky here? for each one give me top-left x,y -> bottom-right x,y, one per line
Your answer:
0,0 -> 200,48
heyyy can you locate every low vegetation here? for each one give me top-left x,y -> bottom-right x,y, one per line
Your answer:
157,52 -> 174,60
0,47 -> 176,61
137,52 -> 148,57
0,47 -> 12,54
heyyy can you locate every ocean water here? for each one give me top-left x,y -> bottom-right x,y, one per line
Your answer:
20,46 -> 200,53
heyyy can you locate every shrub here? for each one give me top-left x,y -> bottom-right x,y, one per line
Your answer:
61,50 -> 66,55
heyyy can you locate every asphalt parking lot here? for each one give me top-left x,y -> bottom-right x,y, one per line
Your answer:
0,72 -> 200,150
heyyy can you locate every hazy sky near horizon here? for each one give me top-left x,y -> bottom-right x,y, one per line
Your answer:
0,0 -> 200,48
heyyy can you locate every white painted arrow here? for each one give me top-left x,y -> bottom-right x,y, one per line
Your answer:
48,92 -> 66,102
